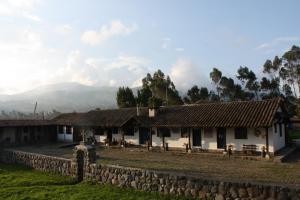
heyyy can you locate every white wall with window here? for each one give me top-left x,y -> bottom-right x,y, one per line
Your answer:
57,125 -> 73,142
226,127 -> 274,152
273,123 -> 286,152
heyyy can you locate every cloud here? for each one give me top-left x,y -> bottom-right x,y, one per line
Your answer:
175,47 -> 184,52
161,38 -> 171,49
255,36 -> 300,53
55,24 -> 72,35
0,0 -> 42,22
81,20 -> 138,45
170,58 -> 208,90
51,51 -> 151,88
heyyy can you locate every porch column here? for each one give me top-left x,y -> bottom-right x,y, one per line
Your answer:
71,126 -> 74,141
265,127 -> 269,153
63,126 -> 67,141
188,128 -> 191,152
121,128 -> 125,147
149,127 -> 153,148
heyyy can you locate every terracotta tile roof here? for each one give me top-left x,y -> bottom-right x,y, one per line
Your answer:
0,120 -> 53,127
54,108 -> 148,127
53,98 -> 284,128
150,98 -> 283,128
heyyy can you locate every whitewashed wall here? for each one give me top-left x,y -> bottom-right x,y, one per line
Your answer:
57,126 -> 73,142
200,128 -> 218,150
226,127 -> 273,152
124,128 -> 139,145
273,123 -> 286,152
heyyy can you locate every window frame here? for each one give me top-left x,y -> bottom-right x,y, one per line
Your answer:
234,127 -> 248,139
124,127 -> 134,136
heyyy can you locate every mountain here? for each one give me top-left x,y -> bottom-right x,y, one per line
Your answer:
0,82 -> 119,113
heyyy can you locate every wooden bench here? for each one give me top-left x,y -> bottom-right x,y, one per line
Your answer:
242,144 -> 257,155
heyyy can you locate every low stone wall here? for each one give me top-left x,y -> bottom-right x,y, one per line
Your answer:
0,150 -> 73,177
0,149 -> 299,199
85,164 -> 300,200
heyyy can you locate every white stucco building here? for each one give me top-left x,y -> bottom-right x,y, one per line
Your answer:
54,98 -> 288,155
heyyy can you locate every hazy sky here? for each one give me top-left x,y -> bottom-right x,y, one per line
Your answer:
0,0 -> 299,94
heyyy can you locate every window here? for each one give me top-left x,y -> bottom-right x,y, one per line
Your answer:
274,123 -> 277,133
181,128 -> 189,138
66,126 -> 72,134
112,128 -> 118,134
151,129 -> 156,135
58,126 -> 64,133
279,123 -> 282,137
158,128 -> 171,137
124,127 -> 134,136
37,126 -> 41,133
234,127 -> 248,139
23,127 -> 28,133
204,128 -> 213,138
95,127 -> 105,136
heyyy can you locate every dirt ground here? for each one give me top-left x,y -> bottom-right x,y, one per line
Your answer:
11,144 -> 300,188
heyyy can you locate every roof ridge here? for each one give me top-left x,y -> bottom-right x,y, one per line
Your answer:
185,97 -> 282,107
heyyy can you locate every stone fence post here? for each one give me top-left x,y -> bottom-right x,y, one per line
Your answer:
72,141 -> 96,182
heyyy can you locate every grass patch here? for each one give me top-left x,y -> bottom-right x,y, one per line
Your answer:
289,130 -> 300,140
0,164 -> 191,200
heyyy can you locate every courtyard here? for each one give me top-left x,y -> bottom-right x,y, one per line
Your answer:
11,143 -> 300,188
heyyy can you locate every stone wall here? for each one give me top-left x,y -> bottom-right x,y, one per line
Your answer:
0,148 -> 299,200
85,164 -> 300,200
0,150 -> 74,177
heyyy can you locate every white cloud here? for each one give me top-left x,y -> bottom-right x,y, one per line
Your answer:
161,37 -> 171,49
255,36 -> 300,52
170,58 -> 208,90
0,0 -> 42,21
81,20 -> 138,45
175,47 -> 184,52
55,24 -> 72,35
50,51 -> 151,89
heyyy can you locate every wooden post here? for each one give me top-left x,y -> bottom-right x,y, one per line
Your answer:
149,127 -> 153,150
265,127 -> 269,153
188,128 -> 191,152
121,128 -> 125,147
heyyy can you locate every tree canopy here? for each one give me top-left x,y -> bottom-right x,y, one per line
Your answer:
115,45 -> 300,117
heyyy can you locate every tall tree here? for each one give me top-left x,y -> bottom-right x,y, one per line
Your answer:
137,69 -> 183,106
210,68 -> 222,96
184,86 -> 209,103
116,87 -> 136,108
282,45 -> 300,97
236,66 -> 260,99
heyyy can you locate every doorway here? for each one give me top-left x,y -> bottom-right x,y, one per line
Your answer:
192,129 -> 201,147
217,128 -> 226,149
139,127 -> 150,145
107,129 -> 113,143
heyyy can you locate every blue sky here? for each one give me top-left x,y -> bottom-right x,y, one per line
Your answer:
0,0 -> 299,94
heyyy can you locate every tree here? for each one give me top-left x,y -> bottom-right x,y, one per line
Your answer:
137,86 -> 152,107
184,85 -> 200,103
137,69 -> 183,106
116,87 -> 136,108
236,66 -> 260,99
210,68 -> 222,96
282,45 -> 300,97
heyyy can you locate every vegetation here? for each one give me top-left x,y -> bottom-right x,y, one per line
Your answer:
289,130 -> 300,140
116,45 -> 300,117
116,87 -> 136,108
0,164 -> 190,200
